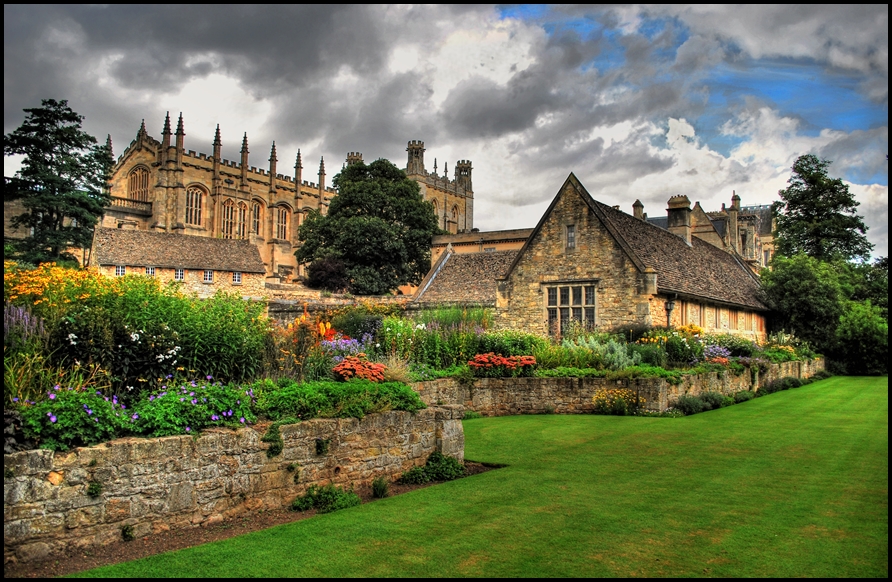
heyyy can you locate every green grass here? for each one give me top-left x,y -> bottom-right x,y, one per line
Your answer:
72,377 -> 888,577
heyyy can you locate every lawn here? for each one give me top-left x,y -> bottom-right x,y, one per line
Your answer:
74,376 -> 888,577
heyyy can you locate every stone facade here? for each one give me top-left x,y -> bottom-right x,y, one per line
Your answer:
404,141 -> 474,234
410,359 -> 824,415
97,265 -> 266,299
3,407 -> 464,563
495,174 -> 768,340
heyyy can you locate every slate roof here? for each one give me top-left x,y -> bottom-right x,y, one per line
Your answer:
94,228 -> 266,273
414,249 -> 517,305
502,174 -> 767,311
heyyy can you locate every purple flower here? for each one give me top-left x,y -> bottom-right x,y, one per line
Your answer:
87,409 -> 93,415
94,418 -> 99,423
121,404 -> 126,409
185,427 -> 191,432
227,409 -> 233,417
149,395 -> 155,401
54,385 -> 60,391
180,398 -> 185,402
189,391 -> 195,396
50,415 -> 57,423
49,393 -> 56,400
13,397 -> 19,402
211,414 -> 219,421
192,399 -> 198,405
113,396 -> 118,404
132,413 -> 139,420
240,417 -> 245,424
47,412 -> 52,417
206,375 -> 213,380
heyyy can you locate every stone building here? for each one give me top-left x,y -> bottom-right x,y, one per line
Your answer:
430,228 -> 532,260
92,227 -> 266,298
493,174 -> 768,340
413,246 -> 518,306
640,193 -> 775,271
101,114 -> 475,284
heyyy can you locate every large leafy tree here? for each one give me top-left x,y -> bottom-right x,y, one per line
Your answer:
4,99 -> 113,264
772,154 -> 873,262
295,159 -> 439,295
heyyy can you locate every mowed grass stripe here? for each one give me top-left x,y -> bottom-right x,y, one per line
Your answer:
73,377 -> 888,578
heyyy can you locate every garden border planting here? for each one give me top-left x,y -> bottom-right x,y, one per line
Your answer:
3,406 -> 464,563
411,359 -> 824,414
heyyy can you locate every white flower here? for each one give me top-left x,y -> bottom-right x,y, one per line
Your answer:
130,332 -> 140,342
68,333 -> 78,345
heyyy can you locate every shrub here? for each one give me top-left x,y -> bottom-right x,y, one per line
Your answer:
19,387 -> 130,450
371,476 -> 390,499
306,256 -> 350,292
629,343 -> 668,368
592,388 -> 645,415
398,451 -> 465,484
704,333 -> 756,357
332,354 -> 386,382
4,303 -> 47,359
467,353 -> 536,378
674,395 -> 705,415
133,380 -> 256,438
253,380 -> 425,421
291,484 -> 361,513
87,481 -> 103,497
665,334 -> 703,366
462,410 -> 482,420
565,335 -> 641,371
733,390 -> 755,403
699,391 -> 727,410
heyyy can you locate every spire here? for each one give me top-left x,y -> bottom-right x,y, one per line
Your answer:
175,112 -> 185,135
295,149 -> 303,170
433,157 -> 438,175
106,134 -> 113,158
443,161 -> 448,179
162,112 -> 171,136
240,132 -> 249,154
137,119 -> 147,139
213,124 -> 221,147
319,156 -> 325,176
294,149 -> 303,196
269,141 -> 277,162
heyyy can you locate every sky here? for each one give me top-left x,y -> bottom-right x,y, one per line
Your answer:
4,4 -> 888,258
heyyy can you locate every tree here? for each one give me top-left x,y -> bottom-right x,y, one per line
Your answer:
773,154 -> 873,262
4,99 -> 113,264
760,253 -> 846,354
295,159 -> 439,295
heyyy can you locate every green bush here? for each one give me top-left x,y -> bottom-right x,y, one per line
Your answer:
629,343 -> 668,368
462,410 -> 482,420
253,379 -> 425,421
699,392 -> 727,410
733,390 -> 755,403
398,451 -> 465,484
133,380 -> 256,438
704,333 -> 757,357
371,476 -> 390,499
674,395 -> 705,415
19,387 -> 130,450
291,484 -> 361,513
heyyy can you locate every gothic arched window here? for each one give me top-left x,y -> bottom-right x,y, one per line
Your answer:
185,186 -> 204,226
237,202 -> 248,239
276,207 -> 289,240
222,199 -> 236,239
251,201 -> 262,235
128,167 -> 150,201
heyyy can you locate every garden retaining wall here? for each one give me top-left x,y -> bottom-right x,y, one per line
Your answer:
3,406 -> 464,564
411,359 -> 825,415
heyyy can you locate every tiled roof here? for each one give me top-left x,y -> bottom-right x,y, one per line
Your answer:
414,250 -> 517,305
432,228 -> 533,246
94,228 -> 266,273
591,199 -> 767,310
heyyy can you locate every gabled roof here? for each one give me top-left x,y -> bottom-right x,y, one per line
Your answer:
501,174 -> 767,310
432,228 -> 533,246
413,248 -> 517,305
94,228 -> 266,273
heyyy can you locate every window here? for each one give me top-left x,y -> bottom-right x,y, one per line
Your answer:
115,265 -> 126,277
545,282 -> 596,336
186,186 -> 203,226
145,266 -> 155,277
431,199 -> 439,217
232,272 -> 242,284
128,167 -> 150,201
276,207 -> 289,239
763,250 -> 771,266
251,202 -> 262,235
203,270 -> 214,283
222,199 -> 235,239
484,247 -> 496,252
566,225 -> 576,249
174,268 -> 184,281
236,202 -> 248,239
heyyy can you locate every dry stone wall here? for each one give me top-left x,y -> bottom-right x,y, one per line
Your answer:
411,359 -> 825,415
4,406 -> 464,564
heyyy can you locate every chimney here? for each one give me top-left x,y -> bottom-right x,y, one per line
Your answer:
633,199 -> 644,220
666,195 -> 692,246
728,191 -> 740,253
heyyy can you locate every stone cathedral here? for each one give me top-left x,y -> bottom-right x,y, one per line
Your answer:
103,113 -> 474,281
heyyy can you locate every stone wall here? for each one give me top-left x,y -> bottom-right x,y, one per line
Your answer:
4,406 -> 464,563
411,358 -> 825,415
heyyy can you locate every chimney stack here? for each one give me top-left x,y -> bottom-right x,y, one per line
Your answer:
666,195 -> 692,246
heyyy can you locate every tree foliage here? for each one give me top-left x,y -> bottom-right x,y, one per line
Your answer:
773,154 -> 873,262
4,99 -> 113,264
760,253 -> 846,353
295,159 -> 439,295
